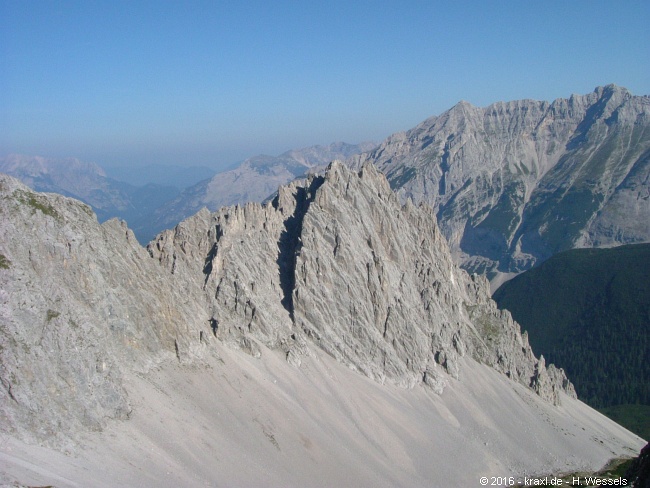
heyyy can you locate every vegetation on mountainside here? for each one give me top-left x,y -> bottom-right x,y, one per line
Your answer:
13,189 -> 61,220
599,404 -> 650,441
493,244 -> 650,437
46,310 -> 61,322
0,253 -> 10,269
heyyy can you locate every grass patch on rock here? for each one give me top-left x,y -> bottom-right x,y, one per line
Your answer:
14,189 -> 60,220
46,310 -> 61,322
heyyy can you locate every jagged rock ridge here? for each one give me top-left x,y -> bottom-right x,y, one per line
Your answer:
1,166 -> 644,487
0,162 -> 574,446
148,141 -> 376,239
148,161 -> 573,402
347,85 -> 650,284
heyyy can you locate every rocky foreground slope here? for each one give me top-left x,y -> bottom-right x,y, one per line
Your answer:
0,165 -> 643,486
348,85 -> 650,286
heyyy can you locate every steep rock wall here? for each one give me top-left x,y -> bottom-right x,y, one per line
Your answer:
0,162 -> 574,444
149,162 -> 574,403
347,85 -> 650,282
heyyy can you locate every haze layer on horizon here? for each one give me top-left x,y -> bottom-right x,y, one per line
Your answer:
1,0 -> 649,170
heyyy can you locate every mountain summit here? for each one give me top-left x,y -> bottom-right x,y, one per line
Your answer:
348,85 -> 650,286
149,160 -> 572,400
0,160 -> 643,486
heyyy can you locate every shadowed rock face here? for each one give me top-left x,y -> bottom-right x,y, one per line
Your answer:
1,162 -> 575,446
625,442 -> 650,488
347,85 -> 650,284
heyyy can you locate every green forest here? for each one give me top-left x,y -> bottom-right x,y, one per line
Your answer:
493,243 -> 650,439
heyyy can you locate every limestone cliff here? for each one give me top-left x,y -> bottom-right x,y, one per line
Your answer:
347,85 -> 650,284
0,162 -> 573,446
0,176 -> 210,444
148,162 -> 574,402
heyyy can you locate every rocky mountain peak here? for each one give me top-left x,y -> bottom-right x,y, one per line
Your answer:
593,83 -> 630,100
148,161 -> 573,401
346,86 -> 650,285
0,138 -> 580,447
2,166 -> 643,487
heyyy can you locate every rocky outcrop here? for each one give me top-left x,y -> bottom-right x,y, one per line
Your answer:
347,85 -> 650,284
0,176 -> 210,445
149,161 -> 574,403
1,162 -> 573,446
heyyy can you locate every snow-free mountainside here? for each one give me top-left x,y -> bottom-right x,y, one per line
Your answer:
3,86 -> 649,289
0,164 -> 644,487
348,85 -> 650,288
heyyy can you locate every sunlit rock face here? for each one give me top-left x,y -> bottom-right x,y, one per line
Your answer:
1,165 -> 644,488
1,162 -> 574,445
348,85 -> 650,284
149,161 -> 572,403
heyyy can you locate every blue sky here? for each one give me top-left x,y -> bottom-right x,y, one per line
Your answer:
1,0 -> 649,170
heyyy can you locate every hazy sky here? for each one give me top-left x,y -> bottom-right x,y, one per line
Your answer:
1,1 -> 649,170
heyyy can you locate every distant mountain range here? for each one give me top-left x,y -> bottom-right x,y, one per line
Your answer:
0,154 -> 181,235
146,141 -> 377,239
0,142 -> 376,244
349,84 -> 650,287
3,86 -> 648,283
